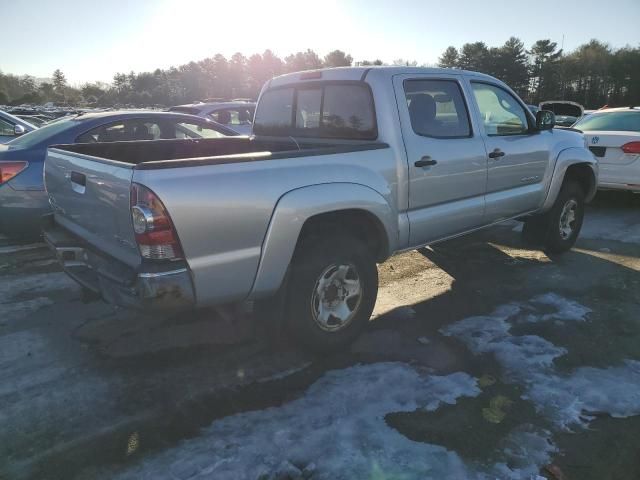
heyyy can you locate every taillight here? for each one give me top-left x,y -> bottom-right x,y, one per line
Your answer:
0,161 -> 28,185
130,183 -> 183,260
622,141 -> 640,154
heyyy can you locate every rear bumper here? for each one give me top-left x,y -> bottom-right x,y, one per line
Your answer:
43,215 -> 196,310
598,161 -> 640,192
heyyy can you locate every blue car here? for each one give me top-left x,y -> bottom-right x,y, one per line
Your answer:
0,111 -> 238,239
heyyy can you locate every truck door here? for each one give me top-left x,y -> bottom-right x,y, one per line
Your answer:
467,80 -> 551,221
393,74 -> 488,245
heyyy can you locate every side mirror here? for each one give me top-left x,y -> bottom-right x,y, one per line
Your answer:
14,124 -> 26,136
536,110 -> 555,131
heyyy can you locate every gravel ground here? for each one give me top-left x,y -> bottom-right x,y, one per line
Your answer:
0,191 -> 639,480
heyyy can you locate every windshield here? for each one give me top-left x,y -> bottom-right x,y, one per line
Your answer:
6,117 -> 77,147
573,111 -> 640,132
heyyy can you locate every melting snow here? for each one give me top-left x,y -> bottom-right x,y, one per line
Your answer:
442,294 -> 640,429
117,362 -> 551,480
111,362 -> 561,479
579,209 -> 640,244
0,272 -> 78,321
0,243 -> 46,254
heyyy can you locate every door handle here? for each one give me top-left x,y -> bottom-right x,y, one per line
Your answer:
488,149 -> 505,159
414,156 -> 438,167
70,171 -> 86,186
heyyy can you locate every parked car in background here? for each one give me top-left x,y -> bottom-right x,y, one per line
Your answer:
169,101 -> 256,135
0,111 -> 237,238
573,107 -> 640,192
44,67 -> 597,351
15,114 -> 50,127
539,100 -> 584,127
0,110 -> 38,143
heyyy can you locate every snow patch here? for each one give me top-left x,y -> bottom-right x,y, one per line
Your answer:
112,362 -> 562,479
579,209 -> 640,244
114,363 -> 490,480
1,297 -> 54,322
0,272 -> 77,300
0,243 -> 46,254
442,294 -> 640,429
0,272 -> 78,321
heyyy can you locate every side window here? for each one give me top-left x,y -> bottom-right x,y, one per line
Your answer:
175,122 -> 225,139
404,79 -> 471,138
76,120 -> 161,143
210,109 -> 253,126
471,83 -> 529,136
0,118 -> 16,136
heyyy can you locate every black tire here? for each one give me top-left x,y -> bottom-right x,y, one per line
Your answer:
522,215 -> 546,245
522,180 -> 585,254
285,230 -> 378,352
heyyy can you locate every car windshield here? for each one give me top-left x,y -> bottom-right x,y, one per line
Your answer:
6,117 -> 77,147
573,111 -> 640,132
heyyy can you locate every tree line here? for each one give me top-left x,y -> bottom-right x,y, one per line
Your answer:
1,40 -> 638,109
438,38 -> 640,108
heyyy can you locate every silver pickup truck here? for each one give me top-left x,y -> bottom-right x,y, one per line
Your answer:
44,67 -> 597,350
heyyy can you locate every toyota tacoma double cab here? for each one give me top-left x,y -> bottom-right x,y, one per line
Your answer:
44,67 -> 597,351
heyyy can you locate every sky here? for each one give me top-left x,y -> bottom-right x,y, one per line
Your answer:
3,0 -> 640,85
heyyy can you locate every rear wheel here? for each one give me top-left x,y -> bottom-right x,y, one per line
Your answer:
286,231 -> 378,352
522,180 -> 585,254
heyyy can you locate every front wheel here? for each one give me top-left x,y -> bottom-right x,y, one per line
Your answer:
522,180 -> 585,254
286,232 -> 378,352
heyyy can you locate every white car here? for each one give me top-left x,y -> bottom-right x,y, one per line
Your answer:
168,101 -> 255,135
573,107 -> 640,192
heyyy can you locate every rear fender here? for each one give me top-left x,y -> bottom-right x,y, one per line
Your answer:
249,183 -> 397,299
540,147 -> 598,212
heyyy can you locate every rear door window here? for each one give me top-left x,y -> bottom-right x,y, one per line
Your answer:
404,79 -> 471,138
76,120 -> 162,143
210,108 -> 254,126
174,122 -> 226,139
254,83 -> 377,139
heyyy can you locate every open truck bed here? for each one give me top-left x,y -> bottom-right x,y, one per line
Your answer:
43,135 -> 390,309
52,136 -> 387,169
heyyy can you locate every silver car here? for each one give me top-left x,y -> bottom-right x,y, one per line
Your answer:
169,101 -> 256,135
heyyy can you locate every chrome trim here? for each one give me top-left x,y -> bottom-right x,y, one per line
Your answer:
131,205 -> 155,233
138,268 -> 188,278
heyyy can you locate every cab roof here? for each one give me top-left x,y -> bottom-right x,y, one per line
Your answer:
267,66 -> 501,88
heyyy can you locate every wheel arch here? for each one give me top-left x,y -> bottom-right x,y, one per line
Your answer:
248,183 -> 397,299
540,147 -> 598,213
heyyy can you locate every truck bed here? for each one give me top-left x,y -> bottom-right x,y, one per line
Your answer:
51,137 -> 388,169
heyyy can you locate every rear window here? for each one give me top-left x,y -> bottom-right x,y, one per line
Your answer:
573,111 -> 640,132
253,82 -> 377,139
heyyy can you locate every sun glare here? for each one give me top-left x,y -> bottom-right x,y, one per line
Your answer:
139,0 -> 349,68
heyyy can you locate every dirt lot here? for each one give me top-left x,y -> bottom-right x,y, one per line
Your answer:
1,192 -> 639,480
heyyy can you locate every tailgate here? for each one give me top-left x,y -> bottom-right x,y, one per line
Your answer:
44,147 -> 141,267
